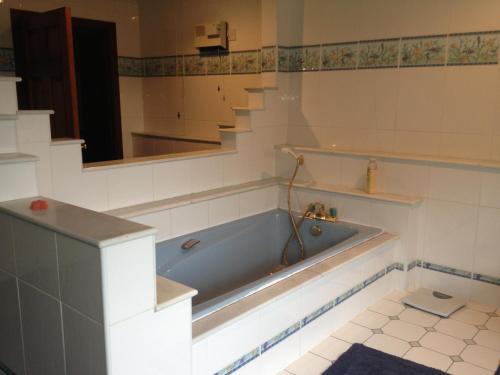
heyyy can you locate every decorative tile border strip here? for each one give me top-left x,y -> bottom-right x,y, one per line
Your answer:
214,262 -> 401,375
408,259 -> 500,286
0,360 -> 15,375
1,29 -> 498,76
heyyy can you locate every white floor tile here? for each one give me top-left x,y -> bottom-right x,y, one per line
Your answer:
276,371 -> 293,375
286,353 -> 331,375
382,320 -> 426,342
474,330 -> 500,352
448,361 -> 494,375
451,308 -> 489,326
332,323 -> 373,344
351,310 -> 389,329
368,299 -> 405,317
383,290 -> 407,303
486,317 -> 500,333
419,332 -> 466,356
398,308 -> 440,328
461,345 -> 500,371
467,301 -> 497,313
364,334 -> 410,357
310,337 -> 351,362
403,347 -> 452,372
434,318 -> 478,339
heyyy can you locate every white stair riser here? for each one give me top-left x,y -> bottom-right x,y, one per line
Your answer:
0,120 -> 17,153
0,161 -> 38,201
234,112 -> 251,129
247,91 -> 264,108
0,81 -> 19,115
16,114 -> 52,144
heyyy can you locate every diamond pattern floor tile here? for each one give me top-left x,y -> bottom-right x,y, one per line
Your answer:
485,317 -> 500,333
368,299 -> 405,316
399,307 -> 440,328
461,345 -> 500,371
403,347 -> 452,372
420,332 -> 466,356
451,308 -> 489,326
382,320 -> 426,342
351,310 -> 389,329
332,322 -> 372,344
310,337 -> 351,361
435,318 -> 478,339
466,302 -> 497,313
448,361 -> 494,375
286,353 -> 331,375
474,330 -> 500,352
364,334 -> 410,357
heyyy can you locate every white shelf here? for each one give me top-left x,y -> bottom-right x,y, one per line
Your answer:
0,153 -> 38,165
280,145 -> 500,171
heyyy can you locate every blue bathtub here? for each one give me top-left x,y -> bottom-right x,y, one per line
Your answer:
156,209 -> 383,320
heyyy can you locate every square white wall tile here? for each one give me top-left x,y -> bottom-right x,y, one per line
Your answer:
331,195 -> 372,226
239,186 -> 278,218
0,119 -> 17,153
480,171 -> 500,209
0,213 -> 15,274
107,165 -> 154,210
381,161 -> 429,197
0,80 -> 18,114
101,235 -> 156,325
428,166 -> 481,205
12,218 -> 59,298
340,157 -> 368,189
57,235 -> 103,323
18,281 -> 65,375
17,141 -> 53,198
153,159 -> 191,200
130,210 -> 172,243
190,156 -> 224,193
208,194 -> 240,226
15,114 -> 52,143
474,206 -> 500,278
0,270 -> 25,375
0,161 -> 38,202
107,301 -> 192,375
170,201 -> 209,238
422,199 -> 477,271
62,305 -> 106,375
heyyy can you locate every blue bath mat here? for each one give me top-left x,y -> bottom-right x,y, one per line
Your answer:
322,343 -> 447,375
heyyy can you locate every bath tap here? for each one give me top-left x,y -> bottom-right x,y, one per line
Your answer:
305,202 -> 337,223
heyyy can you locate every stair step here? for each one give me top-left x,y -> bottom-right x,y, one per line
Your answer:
244,86 -> 278,91
18,110 -> 54,115
0,153 -> 39,164
219,128 -> 252,133
0,114 -> 18,121
231,106 -> 265,111
0,77 -> 22,82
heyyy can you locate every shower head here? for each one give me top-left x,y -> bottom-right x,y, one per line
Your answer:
281,146 -> 304,165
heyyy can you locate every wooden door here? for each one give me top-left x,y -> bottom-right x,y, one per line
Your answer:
11,7 -> 80,139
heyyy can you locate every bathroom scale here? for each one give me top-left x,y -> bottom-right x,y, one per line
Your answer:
401,288 -> 466,317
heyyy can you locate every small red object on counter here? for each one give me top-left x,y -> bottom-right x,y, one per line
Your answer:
30,199 -> 48,210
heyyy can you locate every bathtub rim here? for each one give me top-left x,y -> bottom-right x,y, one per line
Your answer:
192,232 -> 398,342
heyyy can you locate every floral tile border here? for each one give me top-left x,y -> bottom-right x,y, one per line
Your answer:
321,42 -> 358,70
214,262 -> 401,375
358,38 -> 400,69
410,259 -> 500,285
400,35 -> 447,67
261,46 -> 277,72
289,45 -> 321,72
448,31 -> 500,65
4,28 -> 500,78
231,50 -> 260,74
117,56 -> 143,77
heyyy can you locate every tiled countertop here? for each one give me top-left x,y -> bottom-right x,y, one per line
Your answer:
0,197 -> 157,247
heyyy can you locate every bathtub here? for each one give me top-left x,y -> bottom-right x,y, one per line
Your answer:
156,209 -> 383,320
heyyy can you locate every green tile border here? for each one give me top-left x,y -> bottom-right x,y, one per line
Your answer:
2,29 -> 499,77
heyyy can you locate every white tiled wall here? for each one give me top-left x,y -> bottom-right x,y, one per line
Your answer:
277,151 -> 500,303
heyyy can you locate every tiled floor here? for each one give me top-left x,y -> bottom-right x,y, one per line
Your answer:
280,291 -> 500,375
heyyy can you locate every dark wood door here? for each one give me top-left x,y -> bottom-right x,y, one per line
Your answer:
11,7 -> 80,139
72,17 -> 123,162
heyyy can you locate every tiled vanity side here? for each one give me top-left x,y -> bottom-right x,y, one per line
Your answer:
0,197 -> 194,375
